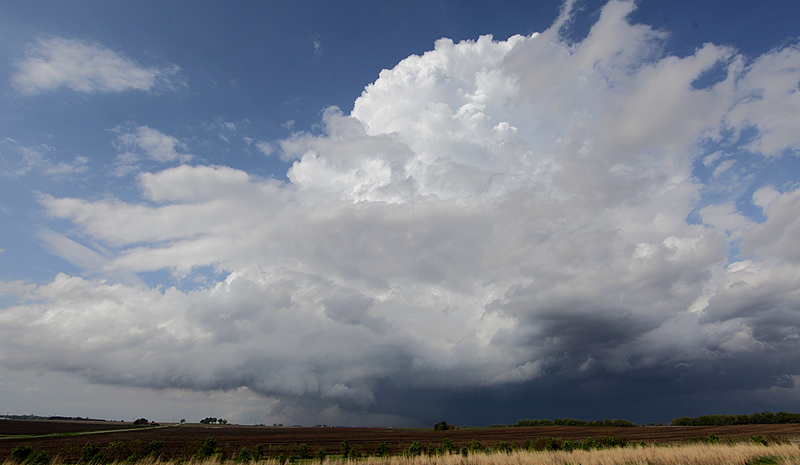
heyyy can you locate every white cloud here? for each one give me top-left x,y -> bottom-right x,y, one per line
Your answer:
4,0 -> 800,425
725,41 -> 800,157
12,37 -> 183,95
111,125 -> 192,175
255,141 -> 273,156
1,138 -> 87,178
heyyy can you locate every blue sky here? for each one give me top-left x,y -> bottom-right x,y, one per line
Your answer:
1,0 -> 800,427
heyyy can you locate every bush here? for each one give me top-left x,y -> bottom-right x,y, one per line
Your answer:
492,441 -> 513,453
251,445 -> 264,461
537,437 -> 560,451
315,449 -> 327,461
375,443 -> 388,457
25,452 -> 49,465
235,447 -> 250,462
469,439 -> 482,453
405,442 -> 423,457
81,443 -> 105,464
142,441 -> 163,458
11,446 -> 33,462
194,437 -> 218,460
339,441 -> 350,457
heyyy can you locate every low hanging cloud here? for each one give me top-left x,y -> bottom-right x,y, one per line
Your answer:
3,0 -> 800,425
11,37 -> 182,95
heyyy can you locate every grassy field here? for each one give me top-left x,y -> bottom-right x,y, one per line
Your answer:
3,420 -> 800,464
6,442 -> 800,465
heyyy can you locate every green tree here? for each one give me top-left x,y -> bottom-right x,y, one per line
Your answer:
433,421 -> 450,431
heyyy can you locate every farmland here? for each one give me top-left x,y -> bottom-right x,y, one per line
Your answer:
2,419 -> 800,462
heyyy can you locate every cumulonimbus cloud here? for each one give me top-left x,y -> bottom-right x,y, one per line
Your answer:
2,0 -> 800,425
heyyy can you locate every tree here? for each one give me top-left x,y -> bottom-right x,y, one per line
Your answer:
433,421 -> 451,431
133,418 -> 149,426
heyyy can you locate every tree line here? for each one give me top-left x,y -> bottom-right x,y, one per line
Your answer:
670,411 -> 800,426
507,418 -> 637,427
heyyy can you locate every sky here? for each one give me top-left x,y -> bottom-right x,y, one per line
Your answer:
1,0 -> 800,427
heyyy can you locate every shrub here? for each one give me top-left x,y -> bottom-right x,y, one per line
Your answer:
81,443 -> 104,464
142,441 -> 163,458
11,446 -> 33,462
194,437 -> 218,460
252,445 -> 264,461
235,447 -> 250,462
315,449 -> 327,461
492,441 -> 512,453
25,451 -> 49,465
469,439 -> 482,453
405,442 -> 423,457
441,438 -> 456,453
530,437 -> 559,451
339,441 -> 351,457
375,443 -> 388,457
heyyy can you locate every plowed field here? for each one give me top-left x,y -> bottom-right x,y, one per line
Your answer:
2,420 -> 799,462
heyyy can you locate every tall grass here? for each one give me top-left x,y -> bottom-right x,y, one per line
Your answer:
357,442 -> 800,465
6,442 -> 800,465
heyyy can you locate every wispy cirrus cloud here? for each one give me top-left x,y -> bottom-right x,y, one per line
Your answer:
11,37 -> 183,96
0,137 -> 88,178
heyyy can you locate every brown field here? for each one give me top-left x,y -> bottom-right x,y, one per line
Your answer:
1,420 -> 799,462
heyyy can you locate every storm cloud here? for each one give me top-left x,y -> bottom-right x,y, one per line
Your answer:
2,0 -> 800,426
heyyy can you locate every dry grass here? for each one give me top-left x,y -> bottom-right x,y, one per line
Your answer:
351,442 -> 800,465
8,442 -> 800,465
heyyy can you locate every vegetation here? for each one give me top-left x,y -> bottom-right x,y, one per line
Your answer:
199,418 -> 228,425
510,417 -> 637,427
671,411 -> 800,426
432,421 -> 453,431
4,441 -> 800,465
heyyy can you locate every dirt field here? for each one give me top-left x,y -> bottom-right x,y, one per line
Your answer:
1,420 -> 799,461
0,420 -> 144,436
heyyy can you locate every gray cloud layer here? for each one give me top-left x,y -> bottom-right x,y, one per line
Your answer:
2,1 -> 800,425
